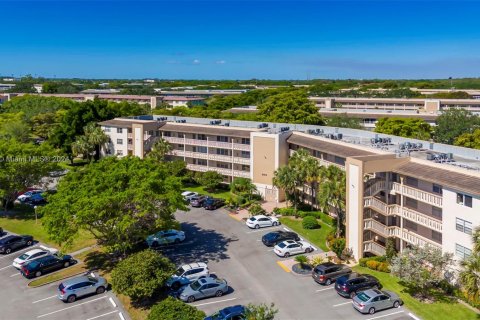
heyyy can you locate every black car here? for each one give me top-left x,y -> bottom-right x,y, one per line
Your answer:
0,227 -> 3,236
203,198 -> 225,210
312,262 -> 352,285
21,254 -> 76,278
261,231 -> 300,247
335,272 -> 381,298
0,235 -> 34,254
190,195 -> 208,207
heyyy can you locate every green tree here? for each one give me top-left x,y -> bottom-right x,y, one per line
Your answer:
0,139 -> 60,211
385,237 -> 398,262
289,149 -> 321,210
40,157 -> 186,253
459,227 -> 480,304
375,117 -> 432,140
273,166 -> 302,214
244,303 -> 278,320
30,111 -> 65,139
435,109 -> 480,145
454,129 -> 480,149
248,202 -> 265,216
148,138 -> 172,162
71,123 -> 109,161
257,91 -> 324,124
230,177 -> 257,199
325,114 -> 362,129
195,171 -> 224,191
391,245 -> 454,298
317,165 -> 346,238
1,95 -> 75,120
147,297 -> 206,320
0,113 -> 30,142
111,250 -> 175,304
331,238 -> 346,258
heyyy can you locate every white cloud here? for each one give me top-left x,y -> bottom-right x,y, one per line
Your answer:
216,60 -> 226,64
192,59 -> 200,64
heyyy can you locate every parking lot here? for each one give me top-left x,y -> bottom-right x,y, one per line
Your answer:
165,207 -> 416,320
0,234 -> 128,320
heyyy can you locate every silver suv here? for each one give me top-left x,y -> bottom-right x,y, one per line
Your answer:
58,273 -> 107,303
166,262 -> 209,290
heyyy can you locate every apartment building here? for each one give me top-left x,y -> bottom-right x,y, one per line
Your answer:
99,115 -> 480,264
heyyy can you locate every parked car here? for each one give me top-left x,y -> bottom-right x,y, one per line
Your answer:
261,230 -> 300,247
205,305 -> 246,320
167,262 -> 210,290
204,198 -> 225,210
0,227 -> 3,236
182,191 -> 199,201
190,195 -> 208,207
12,245 -> 58,269
178,276 -> 229,303
0,235 -> 34,254
25,193 -> 47,206
58,273 -> 108,303
21,254 -> 75,278
146,229 -> 186,247
312,262 -> 352,285
17,190 -> 43,202
273,240 -> 314,257
352,289 -> 402,314
335,272 -> 381,298
246,215 -> 280,229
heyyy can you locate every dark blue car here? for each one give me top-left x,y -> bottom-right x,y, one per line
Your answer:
204,305 -> 246,320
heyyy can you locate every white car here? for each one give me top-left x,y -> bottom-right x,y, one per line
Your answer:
273,240 -> 314,257
246,215 -> 280,229
17,190 -> 43,202
181,191 -> 198,201
146,229 -> 186,247
166,262 -> 210,290
12,245 -> 58,269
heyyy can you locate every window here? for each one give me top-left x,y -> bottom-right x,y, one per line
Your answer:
241,138 -> 250,145
216,148 -> 229,156
456,218 -> 473,235
117,139 -> 123,145
217,136 -> 229,142
217,163 -> 229,169
178,133 -> 184,138
128,139 -> 132,145
193,159 -> 207,166
163,131 -> 171,137
116,150 -> 123,156
405,197 -> 418,209
431,207 -> 442,220
455,244 -> 472,259
128,128 -> 132,133
457,193 -> 473,207
196,134 -> 207,140
334,156 -> 345,165
406,177 -> 418,187
431,230 -> 442,243
117,128 -> 123,133
103,127 -> 111,132
432,184 -> 442,195
194,146 -> 207,153
148,130 -> 153,136
404,219 -> 418,232
241,151 -> 250,158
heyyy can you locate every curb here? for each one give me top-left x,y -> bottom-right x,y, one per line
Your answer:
276,261 -> 291,273
27,262 -> 85,288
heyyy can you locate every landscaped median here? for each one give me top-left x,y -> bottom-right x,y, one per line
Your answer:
279,216 -> 334,251
353,266 -> 479,320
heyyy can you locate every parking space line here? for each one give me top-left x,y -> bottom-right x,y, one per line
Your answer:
408,312 -> 421,320
10,273 -> 20,277
333,301 -> 351,307
109,297 -> 117,307
36,296 -> 109,318
86,310 -> 118,320
0,265 -> 13,271
365,310 -> 404,320
228,214 -> 242,222
0,245 -> 38,260
192,297 -> 237,307
315,287 -> 334,292
118,312 -> 126,320
32,295 -> 57,304
283,227 -> 290,231
276,261 -> 290,273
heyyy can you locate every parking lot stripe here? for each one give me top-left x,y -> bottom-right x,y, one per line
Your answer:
315,287 -> 334,292
192,297 -> 237,307
109,297 -> 117,307
276,261 -> 291,273
36,296 -> 108,318
333,301 -> 351,307
408,312 -> 421,320
0,265 -> 12,271
228,214 -> 242,222
0,245 -> 38,260
86,310 -> 118,320
32,295 -> 57,304
118,312 -> 126,320
9,273 -> 20,277
283,227 -> 290,231
365,310 -> 404,320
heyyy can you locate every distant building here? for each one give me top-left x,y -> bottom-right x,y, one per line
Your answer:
0,84 -> 15,91
34,84 -> 43,93
81,89 -> 121,94
162,96 -> 205,108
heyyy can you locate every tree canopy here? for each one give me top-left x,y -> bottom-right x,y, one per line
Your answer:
435,109 -> 480,145
454,129 -> 480,149
375,117 -> 432,140
147,297 -> 206,320
40,156 -> 186,253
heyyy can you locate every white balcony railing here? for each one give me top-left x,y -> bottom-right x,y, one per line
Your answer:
317,158 -> 344,169
364,180 -> 391,197
233,170 -> 251,178
163,136 -> 185,144
186,164 -> 209,172
169,150 -> 250,165
185,164 -> 250,178
162,136 -> 251,151
392,182 -> 443,207
363,241 -> 386,256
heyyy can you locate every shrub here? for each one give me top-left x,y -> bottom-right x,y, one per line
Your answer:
377,262 -> 391,273
366,260 -> 380,270
309,255 -> 325,267
295,255 -> 309,268
331,238 -> 346,258
302,216 -> 320,229
359,255 -> 387,267
248,203 -> 265,216
147,297 -> 205,320
385,237 -> 398,261
111,250 -> 175,303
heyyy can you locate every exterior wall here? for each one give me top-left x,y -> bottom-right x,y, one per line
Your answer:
102,126 -> 128,157
251,134 -> 277,201
346,160 -> 363,259
425,100 -> 440,113
132,124 -> 144,158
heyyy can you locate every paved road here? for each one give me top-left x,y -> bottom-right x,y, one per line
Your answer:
162,207 -> 415,320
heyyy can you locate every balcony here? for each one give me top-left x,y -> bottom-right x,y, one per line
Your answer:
162,136 -> 250,151
127,145 -> 133,151
127,133 -> 132,139
363,241 -> 386,256
163,136 -> 185,144
317,158 -> 344,169
186,164 -> 209,172
364,180 -> 391,197
364,218 -> 394,237
392,182 -> 443,207
185,164 -> 250,178
170,150 -> 250,165
233,170 -> 251,178
400,229 -> 442,249
364,197 -> 442,232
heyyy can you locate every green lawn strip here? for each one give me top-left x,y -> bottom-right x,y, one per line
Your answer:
353,266 -> 479,320
279,216 -> 333,252
182,185 -> 232,200
28,262 -> 87,287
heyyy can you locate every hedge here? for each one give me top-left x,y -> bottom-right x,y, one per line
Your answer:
274,208 -> 334,226
360,256 -> 390,273
302,216 -> 320,229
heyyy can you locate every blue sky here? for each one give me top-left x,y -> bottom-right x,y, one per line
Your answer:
1,1 -> 480,79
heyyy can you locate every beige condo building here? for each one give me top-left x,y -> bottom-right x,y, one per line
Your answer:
99,115 -> 480,264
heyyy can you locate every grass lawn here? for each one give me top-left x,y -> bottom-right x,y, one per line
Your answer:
279,216 -> 333,252
353,266 -> 479,320
183,184 -> 232,200
28,262 -> 86,287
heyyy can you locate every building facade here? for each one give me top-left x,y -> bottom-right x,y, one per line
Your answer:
99,115 -> 480,264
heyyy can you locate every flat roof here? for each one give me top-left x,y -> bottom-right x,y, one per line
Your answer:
159,122 -> 259,138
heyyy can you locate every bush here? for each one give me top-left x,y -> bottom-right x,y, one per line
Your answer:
302,216 -> 320,229
359,255 -> 387,267
111,250 -> 175,303
377,262 -> 391,273
309,255 -> 325,267
366,260 -> 380,270
295,255 -> 309,268
248,202 -> 265,216
147,297 -> 205,320
331,238 -> 346,258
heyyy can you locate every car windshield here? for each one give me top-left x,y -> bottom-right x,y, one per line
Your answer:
264,233 -> 278,240
277,242 -> 287,248
18,253 -> 29,260
190,280 -> 202,291
356,292 -> 371,302
87,276 -> 98,283
248,217 -> 256,221
175,267 -> 186,276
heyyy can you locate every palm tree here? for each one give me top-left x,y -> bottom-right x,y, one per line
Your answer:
473,226 -> 480,253
230,177 -> 257,200
273,166 -> 301,214
148,138 -> 172,162
459,226 -> 480,303
84,123 -> 109,161
71,135 -> 90,160
303,156 -> 322,211
317,165 -> 346,238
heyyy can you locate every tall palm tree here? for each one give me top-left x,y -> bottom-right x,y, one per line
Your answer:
273,166 -> 301,213
473,226 -> 480,253
148,138 -> 172,162
230,177 -> 257,200
71,135 -> 90,160
304,156 -> 322,211
459,226 -> 480,303
317,165 -> 346,237
84,123 -> 109,161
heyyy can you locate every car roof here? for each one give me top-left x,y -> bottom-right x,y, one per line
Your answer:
361,289 -> 383,297
252,215 -> 267,219
61,275 -> 91,286
22,248 -> 44,256
0,235 -> 19,242
315,262 -> 336,269
220,305 -> 245,315
181,262 -> 207,270
281,240 -> 296,245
